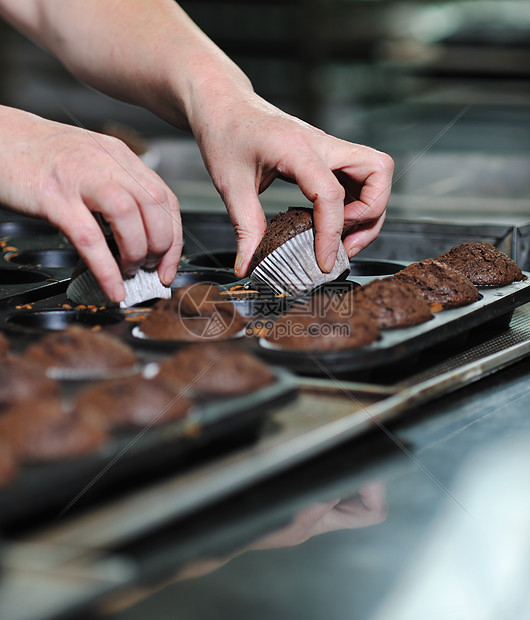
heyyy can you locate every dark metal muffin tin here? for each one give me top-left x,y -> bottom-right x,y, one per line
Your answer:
183,250 -> 237,270
0,365 -> 296,527
0,214 -> 75,308
0,214 -> 298,525
253,269 -> 530,376
1,209 -> 530,524
0,287 -> 297,525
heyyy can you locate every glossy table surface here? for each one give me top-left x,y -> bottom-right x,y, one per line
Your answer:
83,354 -> 530,620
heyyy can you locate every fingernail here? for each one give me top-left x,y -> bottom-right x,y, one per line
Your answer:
123,266 -> 139,278
234,253 -> 245,277
162,267 -> 176,286
111,283 -> 126,303
345,244 -> 361,257
322,250 -> 338,274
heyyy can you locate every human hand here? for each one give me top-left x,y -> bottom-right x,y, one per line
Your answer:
248,480 -> 388,550
0,107 -> 181,302
189,92 -> 394,278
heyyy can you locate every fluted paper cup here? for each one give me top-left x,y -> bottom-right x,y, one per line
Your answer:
249,228 -> 350,296
67,267 -> 171,308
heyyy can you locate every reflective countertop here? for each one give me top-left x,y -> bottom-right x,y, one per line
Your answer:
81,356 -> 530,620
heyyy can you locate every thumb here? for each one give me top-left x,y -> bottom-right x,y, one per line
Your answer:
222,185 -> 267,278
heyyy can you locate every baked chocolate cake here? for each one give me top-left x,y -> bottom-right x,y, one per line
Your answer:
157,342 -> 275,396
249,207 -> 314,273
140,283 -> 246,341
436,242 -> 524,286
264,297 -> 380,351
0,441 -> 17,487
76,376 -> 193,429
392,259 -> 480,308
0,331 -> 9,357
0,398 -> 107,463
24,326 -> 137,372
348,278 -> 432,328
248,207 -> 350,296
0,357 -> 59,410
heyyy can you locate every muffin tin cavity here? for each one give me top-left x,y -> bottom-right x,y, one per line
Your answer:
3,308 -> 124,333
183,251 -> 237,270
5,248 -> 79,269
348,259 -> 406,277
0,220 -> 59,238
225,291 -> 290,319
0,268 -> 52,285
172,269 -> 239,287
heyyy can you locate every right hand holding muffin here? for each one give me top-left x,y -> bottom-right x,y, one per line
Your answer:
0,106 -> 182,303
188,89 -> 394,278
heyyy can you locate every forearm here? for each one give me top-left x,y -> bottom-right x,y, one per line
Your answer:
0,0 -> 252,131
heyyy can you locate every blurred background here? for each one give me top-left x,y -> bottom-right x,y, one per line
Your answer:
1,0 -> 530,255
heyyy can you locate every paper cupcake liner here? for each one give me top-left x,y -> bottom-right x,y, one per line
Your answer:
44,362 -> 143,382
130,324 -> 247,343
67,268 -> 171,308
250,229 -> 350,296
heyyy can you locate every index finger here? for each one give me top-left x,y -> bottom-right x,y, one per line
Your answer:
278,156 -> 345,274
58,205 -> 125,303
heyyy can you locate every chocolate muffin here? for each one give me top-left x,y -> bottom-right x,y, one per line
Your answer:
0,357 -> 59,410
0,441 -> 17,487
347,278 -> 432,329
76,376 -> 193,430
264,296 -> 380,351
157,342 -> 275,397
249,207 -> 350,296
436,242 -> 524,286
0,398 -> 107,463
0,331 -> 9,357
392,259 -> 480,308
249,207 -> 314,273
140,284 -> 246,341
24,326 -> 137,372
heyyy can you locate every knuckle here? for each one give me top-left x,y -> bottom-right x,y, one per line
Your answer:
148,230 -> 173,256
110,193 -> 136,218
120,238 -> 147,263
323,182 -> 346,204
142,182 -> 168,207
70,225 -> 103,250
101,134 -> 130,154
377,152 -> 395,173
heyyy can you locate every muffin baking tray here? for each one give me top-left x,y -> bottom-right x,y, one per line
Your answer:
0,217 -> 298,526
0,366 -> 297,526
0,213 -> 74,308
252,270 -> 530,376
2,258 -> 528,379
